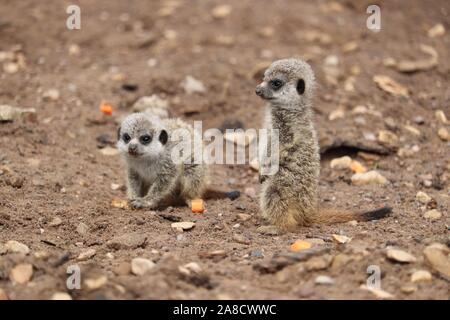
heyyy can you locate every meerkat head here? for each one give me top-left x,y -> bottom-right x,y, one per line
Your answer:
255,58 -> 315,108
117,113 -> 169,160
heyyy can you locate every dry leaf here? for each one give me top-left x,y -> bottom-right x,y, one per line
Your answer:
373,75 -> 409,97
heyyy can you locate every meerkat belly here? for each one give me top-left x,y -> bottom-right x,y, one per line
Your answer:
133,160 -> 162,185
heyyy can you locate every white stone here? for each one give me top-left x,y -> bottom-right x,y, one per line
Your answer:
386,248 -> 417,263
51,292 -> 72,300
171,221 -> 195,231
423,209 -> 442,221
411,270 -> 432,283
181,76 -> 206,94
42,89 -> 60,101
315,275 -> 335,285
416,191 -> 432,204
5,240 -> 30,255
131,258 -> 156,276
351,171 -> 388,186
330,156 -> 352,170
332,234 -> 352,244
99,147 -> 119,156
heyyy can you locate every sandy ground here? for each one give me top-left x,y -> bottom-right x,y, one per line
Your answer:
0,0 -> 449,300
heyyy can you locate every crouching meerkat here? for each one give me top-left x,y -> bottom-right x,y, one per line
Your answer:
255,58 -> 391,231
117,113 -> 239,209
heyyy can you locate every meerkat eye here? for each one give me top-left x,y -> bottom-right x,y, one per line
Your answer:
269,79 -> 283,90
297,79 -> 305,95
140,134 -> 152,145
122,133 -> 131,143
159,130 -> 168,145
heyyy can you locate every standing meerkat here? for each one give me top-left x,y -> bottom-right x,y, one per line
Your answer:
117,113 -> 239,209
255,58 -> 391,232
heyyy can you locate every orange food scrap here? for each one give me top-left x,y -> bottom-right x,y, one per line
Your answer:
191,199 -> 204,214
100,102 -> 113,115
350,160 -> 367,173
290,240 -> 312,252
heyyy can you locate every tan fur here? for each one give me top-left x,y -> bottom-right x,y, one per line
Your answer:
256,59 -> 391,231
117,113 -> 208,209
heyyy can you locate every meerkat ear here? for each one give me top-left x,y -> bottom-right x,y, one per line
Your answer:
159,130 -> 168,145
117,126 -> 121,141
297,79 -> 305,95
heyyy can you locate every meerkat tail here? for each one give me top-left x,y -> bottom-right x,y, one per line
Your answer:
311,206 -> 392,225
203,189 -> 241,201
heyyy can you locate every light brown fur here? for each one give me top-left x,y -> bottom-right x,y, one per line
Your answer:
256,58 -> 391,231
117,113 -> 208,209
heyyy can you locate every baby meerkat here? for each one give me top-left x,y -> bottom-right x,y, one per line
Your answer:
117,113 -> 208,209
256,58 -> 391,231
117,113 -> 239,209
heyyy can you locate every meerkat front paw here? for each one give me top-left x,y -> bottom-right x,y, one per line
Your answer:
129,198 -> 157,209
256,225 -> 284,235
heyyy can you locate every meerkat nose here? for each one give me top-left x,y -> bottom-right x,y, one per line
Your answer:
128,144 -> 138,153
255,85 -> 263,96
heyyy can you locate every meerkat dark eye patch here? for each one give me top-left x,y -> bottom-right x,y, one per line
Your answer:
139,134 -> 152,145
269,79 -> 283,91
122,133 -> 131,143
159,130 -> 168,145
297,79 -> 305,95
117,127 -> 121,141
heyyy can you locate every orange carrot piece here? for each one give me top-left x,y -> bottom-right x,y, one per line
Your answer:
100,102 -> 113,115
191,199 -> 204,214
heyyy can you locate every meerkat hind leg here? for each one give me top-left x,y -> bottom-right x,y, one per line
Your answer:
260,181 -> 303,232
180,165 -> 207,208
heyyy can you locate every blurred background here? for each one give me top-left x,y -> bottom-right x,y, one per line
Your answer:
0,0 -> 449,300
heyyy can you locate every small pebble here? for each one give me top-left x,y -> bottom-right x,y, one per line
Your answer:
51,292 -> 72,300
76,222 -> 89,235
411,270 -> 432,283
386,248 -> 417,263
181,76 -> 205,94
131,258 -> 155,276
9,263 -> 33,284
351,171 -> 388,185
42,89 -> 60,101
84,275 -> 107,291
315,275 -> 335,285
423,209 -> 441,221
437,127 -> 450,141
416,191 -> 432,204
5,240 -> 30,255
330,156 -> 352,170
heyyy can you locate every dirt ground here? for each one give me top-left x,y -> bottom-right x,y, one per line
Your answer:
0,0 -> 449,300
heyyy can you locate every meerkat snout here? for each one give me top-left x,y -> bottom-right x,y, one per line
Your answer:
255,85 -> 264,97
255,58 -> 315,108
128,143 -> 139,156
